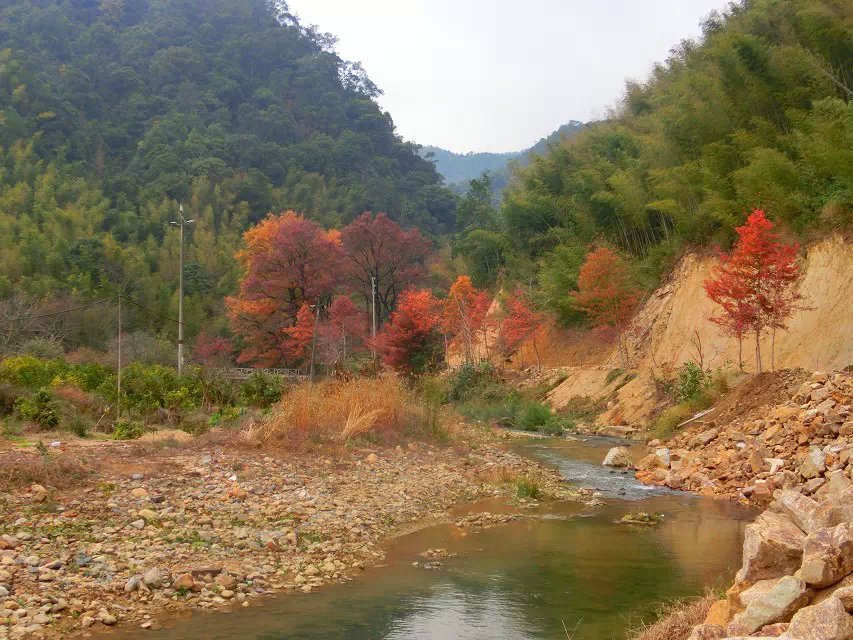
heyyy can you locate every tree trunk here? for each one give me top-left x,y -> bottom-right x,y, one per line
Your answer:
532,338 -> 541,371
737,336 -> 743,371
771,327 -> 776,372
755,330 -> 763,373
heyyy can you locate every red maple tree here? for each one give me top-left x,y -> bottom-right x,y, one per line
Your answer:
501,288 -> 545,370
226,211 -> 343,366
192,332 -> 234,368
571,247 -> 640,367
281,303 -> 316,364
321,296 -> 367,365
341,212 -> 431,327
379,288 -> 441,374
703,209 -> 801,372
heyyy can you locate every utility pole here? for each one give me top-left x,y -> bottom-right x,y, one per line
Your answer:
170,205 -> 194,374
117,294 -> 122,422
371,276 -> 377,360
308,302 -> 322,382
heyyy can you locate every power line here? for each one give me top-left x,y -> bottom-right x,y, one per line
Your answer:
119,295 -> 179,324
29,298 -> 113,319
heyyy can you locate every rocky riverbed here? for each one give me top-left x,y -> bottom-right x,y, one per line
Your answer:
0,432 -> 593,639
635,371 -> 852,503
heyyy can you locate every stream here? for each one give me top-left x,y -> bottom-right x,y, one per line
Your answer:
110,436 -> 754,640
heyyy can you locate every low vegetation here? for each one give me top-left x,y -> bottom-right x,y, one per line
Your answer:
0,355 -> 286,440
652,362 -> 730,439
628,592 -> 717,640
438,363 -> 574,435
242,375 -> 450,449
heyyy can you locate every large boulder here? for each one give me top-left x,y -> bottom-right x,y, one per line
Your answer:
800,446 -> 827,479
602,447 -> 633,468
736,511 -> 806,583
800,523 -> 853,589
784,596 -> 853,640
774,490 -> 823,534
726,576 -> 809,635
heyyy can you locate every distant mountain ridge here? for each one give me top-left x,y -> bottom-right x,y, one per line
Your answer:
421,120 -> 586,191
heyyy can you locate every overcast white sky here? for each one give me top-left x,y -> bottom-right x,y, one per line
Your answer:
286,0 -> 729,153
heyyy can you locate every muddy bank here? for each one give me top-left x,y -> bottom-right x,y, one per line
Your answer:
0,429 -> 593,639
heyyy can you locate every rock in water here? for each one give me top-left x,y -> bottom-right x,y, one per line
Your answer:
602,446 -> 633,468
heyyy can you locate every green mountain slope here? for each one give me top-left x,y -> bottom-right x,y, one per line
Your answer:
453,0 -> 852,322
0,0 -> 455,344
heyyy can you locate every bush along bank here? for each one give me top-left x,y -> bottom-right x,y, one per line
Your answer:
635,371 -> 852,504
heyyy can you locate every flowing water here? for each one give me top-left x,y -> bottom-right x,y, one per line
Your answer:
110,436 -> 754,640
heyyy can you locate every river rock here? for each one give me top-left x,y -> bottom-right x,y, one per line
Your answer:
800,446 -> 826,479
143,567 -> 164,588
602,447 -> 633,468
799,523 -> 853,588
686,623 -> 725,640
598,425 -> 636,438
727,576 -> 809,635
784,596 -> 853,640
172,573 -> 195,590
736,511 -> 806,583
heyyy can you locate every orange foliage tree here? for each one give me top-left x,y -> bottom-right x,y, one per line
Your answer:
703,209 -> 801,372
379,288 -> 441,374
282,303 -> 316,365
501,288 -> 545,370
226,211 -> 343,366
320,295 -> 368,366
571,247 -> 640,367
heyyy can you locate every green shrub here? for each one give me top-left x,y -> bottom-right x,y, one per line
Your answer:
112,420 -> 144,440
676,361 -> 708,403
515,477 -> 543,500
0,356 -> 69,389
208,405 -> 246,427
516,401 -> 553,431
239,372 -> 283,408
14,388 -> 61,429
443,363 -> 502,402
653,404 -> 694,439
66,414 -> 89,438
100,363 -> 203,414
605,368 -> 625,385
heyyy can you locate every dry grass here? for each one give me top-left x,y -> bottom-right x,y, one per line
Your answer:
628,592 -> 715,640
245,375 -> 445,448
0,450 -> 97,490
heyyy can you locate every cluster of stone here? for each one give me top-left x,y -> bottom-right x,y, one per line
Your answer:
636,372 -> 852,502
686,474 -> 853,639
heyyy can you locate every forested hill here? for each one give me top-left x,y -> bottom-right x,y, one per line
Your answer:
0,0 -> 455,341
453,0 -> 852,321
422,120 -> 586,192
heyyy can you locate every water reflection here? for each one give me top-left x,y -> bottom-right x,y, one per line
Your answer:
106,437 -> 753,640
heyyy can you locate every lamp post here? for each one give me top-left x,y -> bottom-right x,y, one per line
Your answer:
170,204 -> 194,374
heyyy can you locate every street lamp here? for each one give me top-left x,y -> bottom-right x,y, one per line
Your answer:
170,204 -> 194,374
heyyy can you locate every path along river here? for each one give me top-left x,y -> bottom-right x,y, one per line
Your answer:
109,436 -> 754,640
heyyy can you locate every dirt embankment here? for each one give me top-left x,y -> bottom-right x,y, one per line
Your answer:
0,428 -> 592,639
530,234 -> 852,427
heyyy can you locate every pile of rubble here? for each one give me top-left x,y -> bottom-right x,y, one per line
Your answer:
685,475 -> 853,639
636,371 -> 852,503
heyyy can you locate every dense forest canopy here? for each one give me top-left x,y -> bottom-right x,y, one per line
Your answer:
0,0 -> 455,347
453,0 -> 852,324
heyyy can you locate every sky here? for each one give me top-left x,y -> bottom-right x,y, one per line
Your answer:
286,0 -> 730,153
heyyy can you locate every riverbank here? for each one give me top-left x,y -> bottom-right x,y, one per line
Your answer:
0,425 -> 592,639
634,370 -> 851,504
